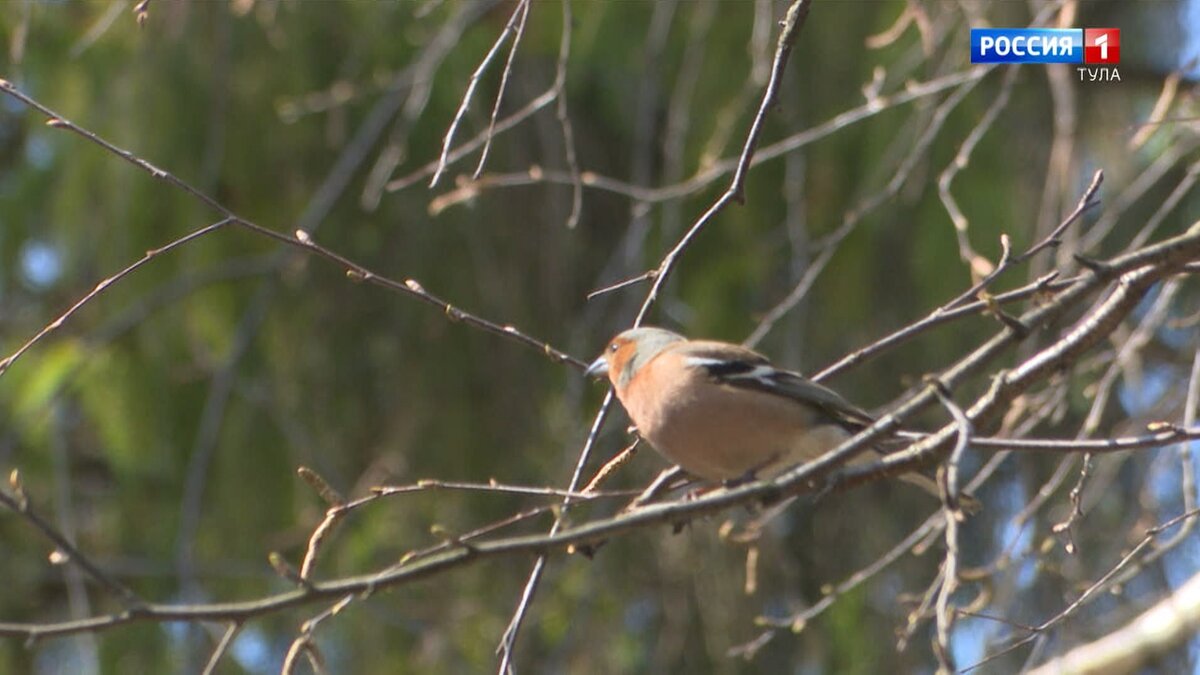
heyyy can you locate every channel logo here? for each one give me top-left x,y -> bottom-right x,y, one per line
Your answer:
1083,28 -> 1119,64
971,28 -> 1120,64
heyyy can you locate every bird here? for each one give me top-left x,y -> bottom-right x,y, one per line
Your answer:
585,326 -> 947,500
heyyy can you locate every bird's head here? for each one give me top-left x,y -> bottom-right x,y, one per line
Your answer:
586,326 -> 685,388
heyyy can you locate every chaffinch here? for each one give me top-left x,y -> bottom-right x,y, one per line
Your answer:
586,326 -> 942,498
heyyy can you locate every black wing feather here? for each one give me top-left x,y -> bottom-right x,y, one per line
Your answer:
695,361 -> 875,432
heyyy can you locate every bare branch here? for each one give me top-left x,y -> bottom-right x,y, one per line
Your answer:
634,0 -> 814,324
0,219 -> 233,377
430,0 -> 526,187
931,386 -> 973,674
0,473 -> 143,610
0,83 -> 585,374
472,0 -> 531,180
200,622 -> 241,675
1027,568 -> 1200,675
2,222 -> 1196,645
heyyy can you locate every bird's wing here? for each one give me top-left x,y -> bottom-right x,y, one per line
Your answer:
677,341 -> 875,431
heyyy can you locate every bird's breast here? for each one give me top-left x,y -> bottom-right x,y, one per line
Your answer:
619,362 -> 844,481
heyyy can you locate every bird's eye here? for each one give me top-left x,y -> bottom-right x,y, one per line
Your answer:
608,342 -> 619,353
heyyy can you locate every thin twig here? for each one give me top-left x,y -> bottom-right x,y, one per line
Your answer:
430,0 -> 528,187
965,426 -> 1200,453
936,169 -> 1102,315
931,386 -> 973,674
0,219 -> 232,376
937,66 -> 1019,276
281,595 -> 353,675
737,445 -> 1015,656
473,0 -> 531,180
1018,169 -> 1105,261
394,67 -> 985,200
387,88 -> 557,192
634,0 -> 813,325
374,479 -> 631,501
747,70 -> 985,347
586,270 -> 658,300
553,0 -> 582,229
820,222 -> 1200,493
965,507 -> 1200,672
0,479 -> 143,610
0,82 -> 586,374
200,622 -> 241,675
813,271 -> 1070,382
495,389 -> 619,673
580,440 -> 641,494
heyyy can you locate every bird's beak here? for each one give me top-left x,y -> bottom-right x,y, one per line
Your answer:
585,356 -> 609,379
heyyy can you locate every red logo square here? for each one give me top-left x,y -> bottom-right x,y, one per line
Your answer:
1084,28 -> 1120,64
